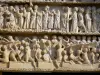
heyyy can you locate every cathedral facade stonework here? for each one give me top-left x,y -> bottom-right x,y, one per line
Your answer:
0,0 -> 99,72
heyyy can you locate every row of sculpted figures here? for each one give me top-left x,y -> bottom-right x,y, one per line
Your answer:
0,4 -> 100,33
0,35 -> 100,68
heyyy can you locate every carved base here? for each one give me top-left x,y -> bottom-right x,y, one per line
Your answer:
38,62 -> 55,70
9,62 -> 34,69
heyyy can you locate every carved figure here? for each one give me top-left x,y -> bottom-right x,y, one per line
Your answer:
24,42 -> 36,68
96,8 -> 100,32
30,5 -> 37,29
51,36 -> 58,59
87,36 -> 91,43
71,7 -> 78,33
88,47 -> 96,64
81,36 -> 87,44
36,10 -> 42,31
0,45 -> 10,63
85,7 -> 92,32
0,6 -> 4,28
25,4 -> 31,29
62,7 -> 71,32
78,7 -> 87,33
54,10 -> 60,30
48,9 -> 54,30
19,5 -> 24,28
81,47 -> 91,64
56,43 -> 64,62
42,6 -> 49,30
92,7 -> 97,32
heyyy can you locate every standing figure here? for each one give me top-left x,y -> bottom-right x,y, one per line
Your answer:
40,35 -> 49,50
54,10 -> 61,30
25,4 -> 31,29
71,7 -> 78,33
30,5 -> 37,29
23,7 -> 27,29
18,5 -> 24,28
42,6 -> 49,30
33,44 -> 42,67
61,7 -> 71,32
48,9 -> 54,30
56,43 -> 64,62
78,7 -> 87,33
96,8 -> 100,32
24,42 -> 36,68
14,5 -> 20,26
51,36 -> 58,59
92,7 -> 97,32
85,7 -> 92,32
36,9 -> 42,31
0,6 -> 4,28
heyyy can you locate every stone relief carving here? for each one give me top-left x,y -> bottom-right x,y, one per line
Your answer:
0,35 -> 99,70
0,4 -> 99,33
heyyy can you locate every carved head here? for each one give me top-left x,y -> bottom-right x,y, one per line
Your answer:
86,7 -> 91,13
44,35 -> 48,40
20,46 -> 24,50
73,7 -> 78,11
58,36 -> 63,40
4,5 -> 8,11
45,5 -> 49,11
56,43 -> 61,49
2,45 -> 7,51
71,36 -> 75,40
52,9 -> 55,13
21,40 -> 26,45
8,36 -> 13,40
34,5 -> 38,10
9,6 -> 14,11
52,35 -> 57,39
79,7 -> 84,13
66,7 -> 70,12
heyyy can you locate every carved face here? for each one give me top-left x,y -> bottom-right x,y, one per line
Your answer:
73,7 -> 78,11
44,35 -> 48,39
45,6 -> 49,11
71,36 -> 75,40
9,6 -> 14,11
34,5 -> 38,10
52,36 -> 57,39
79,8 -> 84,13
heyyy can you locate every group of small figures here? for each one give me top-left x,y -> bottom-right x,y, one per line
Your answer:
0,3 -> 99,33
0,35 -> 100,68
